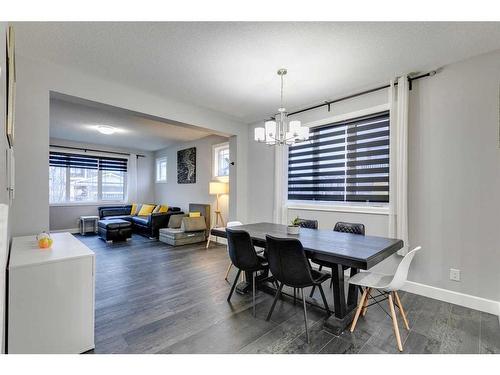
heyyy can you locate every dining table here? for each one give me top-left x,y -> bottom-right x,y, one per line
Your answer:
211,222 -> 404,335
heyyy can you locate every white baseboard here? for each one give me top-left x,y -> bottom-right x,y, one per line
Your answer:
50,228 -> 80,234
402,280 -> 500,316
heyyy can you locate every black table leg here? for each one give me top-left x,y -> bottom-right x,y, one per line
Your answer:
346,267 -> 359,309
331,264 -> 346,318
324,263 -> 357,335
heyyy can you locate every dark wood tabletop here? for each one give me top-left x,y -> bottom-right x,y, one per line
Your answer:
211,222 -> 403,270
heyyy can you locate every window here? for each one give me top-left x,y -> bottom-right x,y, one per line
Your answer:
287,111 -> 390,204
49,151 -> 127,204
213,142 -> 230,179
156,156 -> 167,183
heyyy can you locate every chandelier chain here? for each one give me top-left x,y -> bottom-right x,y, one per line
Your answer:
280,73 -> 284,109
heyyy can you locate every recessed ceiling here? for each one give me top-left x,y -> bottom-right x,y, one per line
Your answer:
16,22 -> 500,123
50,94 -> 214,151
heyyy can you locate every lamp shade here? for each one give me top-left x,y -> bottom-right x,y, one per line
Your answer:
254,127 -> 265,142
209,181 -> 228,195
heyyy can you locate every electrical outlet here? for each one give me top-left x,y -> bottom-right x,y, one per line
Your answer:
450,268 -> 461,282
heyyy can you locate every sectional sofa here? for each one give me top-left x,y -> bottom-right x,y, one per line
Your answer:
97,204 -> 184,239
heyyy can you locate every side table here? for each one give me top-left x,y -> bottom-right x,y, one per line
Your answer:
80,215 -> 99,235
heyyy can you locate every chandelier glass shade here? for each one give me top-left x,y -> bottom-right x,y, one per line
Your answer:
254,69 -> 310,146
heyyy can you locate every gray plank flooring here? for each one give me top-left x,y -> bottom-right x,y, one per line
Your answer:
76,234 -> 500,354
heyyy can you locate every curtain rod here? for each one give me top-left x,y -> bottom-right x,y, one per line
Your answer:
286,70 -> 437,117
49,144 -> 146,158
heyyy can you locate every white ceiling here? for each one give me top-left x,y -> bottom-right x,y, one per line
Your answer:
50,95 -> 213,151
16,22 -> 500,123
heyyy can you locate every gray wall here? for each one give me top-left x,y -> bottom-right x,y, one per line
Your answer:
49,139 -> 155,231
407,49 -> 500,301
154,135 -> 230,222
247,49 -> 500,302
0,21 -> 9,354
11,54 -> 248,237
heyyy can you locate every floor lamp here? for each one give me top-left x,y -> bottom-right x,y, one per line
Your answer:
206,181 -> 228,248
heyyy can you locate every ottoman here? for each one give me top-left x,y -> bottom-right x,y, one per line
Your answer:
159,216 -> 207,246
98,219 -> 132,243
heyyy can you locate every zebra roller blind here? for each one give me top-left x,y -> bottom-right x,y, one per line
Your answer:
288,111 -> 390,203
49,151 -> 128,172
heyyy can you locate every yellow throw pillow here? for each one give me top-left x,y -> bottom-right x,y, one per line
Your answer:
189,211 -> 201,218
138,204 -> 156,216
158,205 -> 169,213
130,203 -> 138,215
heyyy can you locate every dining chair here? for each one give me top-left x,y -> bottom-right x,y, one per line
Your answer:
309,221 -> 365,297
265,235 -> 331,343
296,218 -> 318,230
226,228 -> 269,317
224,221 -> 243,281
349,246 -> 422,352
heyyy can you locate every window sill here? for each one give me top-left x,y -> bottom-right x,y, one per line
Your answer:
286,201 -> 390,215
50,201 -> 127,208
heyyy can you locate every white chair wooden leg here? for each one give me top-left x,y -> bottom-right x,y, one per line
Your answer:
388,292 -> 403,352
394,291 -> 410,330
350,287 -> 369,332
362,287 -> 370,316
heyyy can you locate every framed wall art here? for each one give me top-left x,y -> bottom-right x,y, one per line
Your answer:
177,147 -> 196,184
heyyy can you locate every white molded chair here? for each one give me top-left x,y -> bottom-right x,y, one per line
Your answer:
349,246 -> 422,352
224,221 -> 243,281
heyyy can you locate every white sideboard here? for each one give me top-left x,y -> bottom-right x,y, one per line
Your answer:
8,232 -> 95,353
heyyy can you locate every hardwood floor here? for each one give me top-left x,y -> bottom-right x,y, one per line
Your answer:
76,234 -> 500,354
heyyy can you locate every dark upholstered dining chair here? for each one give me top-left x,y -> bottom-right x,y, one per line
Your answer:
309,221 -> 366,297
226,228 -> 269,317
296,218 -> 318,230
265,235 -> 331,343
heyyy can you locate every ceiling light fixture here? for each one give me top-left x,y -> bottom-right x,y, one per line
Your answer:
96,125 -> 116,135
254,68 -> 310,146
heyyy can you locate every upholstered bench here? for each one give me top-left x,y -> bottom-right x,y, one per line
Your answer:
98,219 -> 133,243
159,215 -> 207,246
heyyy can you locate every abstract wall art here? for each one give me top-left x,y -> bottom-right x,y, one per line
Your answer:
177,147 -> 196,184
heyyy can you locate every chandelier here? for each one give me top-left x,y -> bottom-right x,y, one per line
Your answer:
254,68 -> 310,146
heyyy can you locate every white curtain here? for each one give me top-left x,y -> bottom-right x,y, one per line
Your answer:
273,145 -> 288,225
388,76 -> 409,255
127,154 -> 138,203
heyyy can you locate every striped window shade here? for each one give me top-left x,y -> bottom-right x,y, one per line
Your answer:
49,152 -> 127,172
287,111 -> 390,203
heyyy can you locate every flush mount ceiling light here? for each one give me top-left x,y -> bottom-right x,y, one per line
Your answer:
254,68 -> 310,146
96,125 -> 116,135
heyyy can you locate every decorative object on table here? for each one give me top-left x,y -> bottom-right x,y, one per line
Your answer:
5,25 -> 16,147
36,232 -> 53,249
287,216 -> 301,235
79,215 -> 100,235
253,68 -> 310,146
177,147 -> 196,183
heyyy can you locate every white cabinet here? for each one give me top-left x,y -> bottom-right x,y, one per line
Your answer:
8,232 -> 95,353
